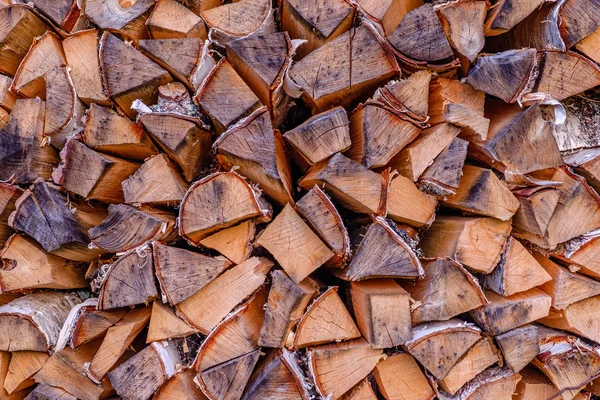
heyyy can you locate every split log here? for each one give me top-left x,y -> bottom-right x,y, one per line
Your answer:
495,325 -> 539,373
553,231 -> 600,278
175,257 -> 272,333
418,137 -> 469,196
419,215 -> 512,274
97,249 -> 159,309
26,0 -> 79,32
139,38 -> 204,89
559,0 -> 600,48
540,295 -> 600,343
535,51 -> 600,101
470,289 -> 552,335
0,4 -> 50,76
512,185 -> 561,238
342,378 -> 377,400
350,279 -> 412,348
70,307 -> 127,349
0,75 -> 16,112
437,0 -> 487,66
307,338 -> 384,400
199,221 -> 255,265
85,0 -> 155,42
146,0 -> 207,39
147,301 -> 197,342
514,366 -> 559,400
0,234 -> 87,292
155,369 -> 207,400
374,352 -> 435,400
201,0 -> 275,44
289,24 -> 398,113
62,29 -> 111,106
484,0 -> 545,36
437,367 -> 521,400
179,172 -> 271,243
387,174 -> 438,228
3,351 -> 49,394
99,32 -> 173,118
0,184 -> 22,249
153,242 -> 231,305
214,107 -> 293,206
283,107 -> 351,170
564,148 -> 600,194
402,258 -> 487,324
259,270 -> 318,348
356,0 -> 423,36
0,292 -> 81,352
576,26 -> 600,64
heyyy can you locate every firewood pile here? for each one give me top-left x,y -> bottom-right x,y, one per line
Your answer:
3,0 -> 600,399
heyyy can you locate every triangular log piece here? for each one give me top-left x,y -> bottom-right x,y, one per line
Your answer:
293,287 -> 360,349
341,377 -> 377,400
536,254 -> 600,309
89,204 -> 176,252
420,216 -> 511,274
242,349 -> 307,400
405,320 -> 482,380
346,102 -> 421,169
259,270 -> 318,348
52,138 -> 140,204
214,107 -> 293,206
418,137 -> 469,196
512,186 -> 561,237
0,5 -> 50,76
195,58 -> 262,133
495,325 -> 539,373
442,165 -> 520,221
535,51 -> 600,101
179,171 -> 271,243
23,383 -> 77,400
139,38 -> 203,87
0,234 -> 87,292
402,258 -> 487,324
514,366 -> 559,400
576,26 -> 600,64
564,148 -> 600,194
295,185 -> 351,266
374,71 -> 430,123
146,0 -> 207,39
438,367 -> 521,400
97,249 -> 158,310
3,351 -> 49,394
289,24 -> 398,113
199,221 -> 255,265
153,242 -> 232,305
257,204 -> 333,283
34,339 -> 113,400
539,295 -> 600,343
155,369 -> 207,400
62,29 -> 111,106
559,0 -> 600,48
390,123 -> 460,181
0,98 -> 59,183
121,153 -> 189,206
356,0 -> 423,36
0,292 -> 81,352
83,104 -> 158,162
484,0 -> 545,36
464,48 -> 537,103
439,337 -> 501,396
387,4 -> 454,64
534,333 -> 600,399
350,279 -> 412,348
85,0 -> 155,41
553,231 -> 600,279
428,78 -> 489,141
9,179 -> 105,261
438,0 -> 487,63
147,301 -> 197,342
108,341 -> 182,400
71,307 -> 128,349
28,0 -> 80,33
176,257 -> 272,333
86,306 -> 152,382
387,174 -> 437,228
198,349 -> 261,400
342,217 -> 423,281
374,352 -> 435,400
0,75 -> 16,111
283,107 -> 351,170
470,289 -> 552,335
280,0 -> 354,59
299,153 -> 386,215
201,0 -> 275,44
194,287 -> 267,373
99,33 -> 172,118
484,238 -> 552,297
11,31 -> 66,99
307,338 -> 384,400
0,184 -> 23,249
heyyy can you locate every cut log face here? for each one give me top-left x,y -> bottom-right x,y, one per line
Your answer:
535,51 -> 600,101
539,295 -> 600,343
199,349 -> 261,400
99,33 -> 173,118
85,0 -> 155,41
512,186 -> 561,237
559,0 -> 600,49
153,242 -> 232,305
514,365 -> 558,400
43,66 -> 85,142
439,367 -> 521,400
387,174 -> 437,228
0,184 -> 23,249
438,0 -> 487,63
565,147 -> 600,194
351,279 -> 412,348
495,325 -> 539,373
201,0 -> 274,44
374,352 -> 435,400
243,349 -> 307,400
175,257 -> 272,333
147,300 -> 197,342
374,70 -> 430,121
307,338 -> 384,400
199,220 -> 255,265
71,307 -> 128,349
156,369 -> 207,400
0,292 -> 81,352
343,217 -> 423,281
576,26 -> 600,64
289,24 -> 398,112
146,0 -> 207,39
179,172 -> 271,243
402,258 -> 487,324
554,231 -> 600,279
470,289 -> 552,335
3,350 -> 49,394
418,137 -> 469,196
259,270 -> 318,348
139,38 -> 203,87
484,0 -> 545,35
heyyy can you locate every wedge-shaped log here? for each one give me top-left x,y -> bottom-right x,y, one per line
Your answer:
199,349 -> 261,400
387,174 -> 437,228
437,367 -> 521,400
176,257 -> 272,333
147,301 -> 197,342
85,0 -> 155,41
553,231 -> 600,279
153,242 -> 231,305
25,0 -> 78,32
3,350 -> 49,395
484,0 -> 545,36
470,289 -> 552,335
512,185 -> 560,237
374,70 -> 430,122
564,148 -> 600,194
576,26 -> 600,64
351,279 -> 412,348
179,171 -> 271,243
140,38 -> 204,88
342,377 -> 378,400
201,0 -> 275,44
146,0 -> 207,39
0,292 -> 81,352
214,107 -> 293,206
438,0 -> 487,64
155,369 -> 207,400
495,325 -> 539,373
561,0 -> 600,47
70,307 -> 127,349
539,296 -> 600,343
0,184 -> 22,249
535,51 -> 600,101
199,221 -> 255,265
403,258 -> 487,324
289,24 -> 398,112
375,352 -> 435,400
418,137 -> 469,196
